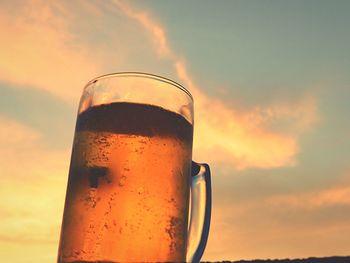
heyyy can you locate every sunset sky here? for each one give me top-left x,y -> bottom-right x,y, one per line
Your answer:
1,0 -> 350,262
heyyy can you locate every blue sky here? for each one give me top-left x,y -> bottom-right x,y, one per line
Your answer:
0,0 -> 350,261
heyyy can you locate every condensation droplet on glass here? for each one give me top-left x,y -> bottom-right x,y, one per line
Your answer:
137,187 -> 144,195
118,175 -> 126,186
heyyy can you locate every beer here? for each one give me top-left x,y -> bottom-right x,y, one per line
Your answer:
58,102 -> 193,263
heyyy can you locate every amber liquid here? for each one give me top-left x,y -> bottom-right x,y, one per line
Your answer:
58,102 -> 193,263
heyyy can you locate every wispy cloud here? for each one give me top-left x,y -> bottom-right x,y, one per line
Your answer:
0,116 -> 69,176
0,116 -> 69,261
112,0 -> 171,57
0,1 -> 327,262
111,0 -> 318,170
206,200 -> 350,261
267,177 -> 350,208
0,0 -> 99,102
204,172 -> 350,261
0,0 -> 318,169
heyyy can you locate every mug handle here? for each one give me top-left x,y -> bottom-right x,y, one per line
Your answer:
186,161 -> 212,262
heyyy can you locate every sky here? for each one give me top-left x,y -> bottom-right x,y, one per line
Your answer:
0,0 -> 350,262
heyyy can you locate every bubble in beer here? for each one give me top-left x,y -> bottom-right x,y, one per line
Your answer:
137,186 -> 144,195
118,175 -> 126,187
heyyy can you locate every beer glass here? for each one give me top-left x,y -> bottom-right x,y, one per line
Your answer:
57,72 -> 211,262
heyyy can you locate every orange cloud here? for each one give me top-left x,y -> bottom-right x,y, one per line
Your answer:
205,200 -> 350,261
0,116 -> 69,262
0,0 -> 99,102
112,0 -> 171,57
267,181 -> 350,208
0,0 -> 319,170
112,0 -> 318,169
204,172 -> 350,260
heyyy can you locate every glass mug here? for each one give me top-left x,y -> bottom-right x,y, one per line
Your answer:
57,72 -> 211,263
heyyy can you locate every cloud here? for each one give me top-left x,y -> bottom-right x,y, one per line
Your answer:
0,115 -> 69,177
0,0 -> 319,170
204,174 -> 350,261
112,0 -> 318,170
205,202 -> 350,261
0,116 -> 69,261
0,0 -> 99,102
0,1 -> 343,262
112,0 -> 171,57
267,176 -> 350,208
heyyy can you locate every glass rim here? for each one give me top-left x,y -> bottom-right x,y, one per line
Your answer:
84,72 -> 193,102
